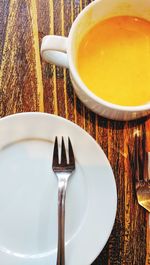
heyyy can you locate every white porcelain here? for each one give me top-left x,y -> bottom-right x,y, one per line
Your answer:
41,0 -> 150,121
0,112 -> 117,265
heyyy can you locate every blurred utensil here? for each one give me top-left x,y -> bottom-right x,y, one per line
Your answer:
134,120 -> 150,264
132,123 -> 150,264
52,137 -> 75,265
136,172 -> 150,212
134,135 -> 150,212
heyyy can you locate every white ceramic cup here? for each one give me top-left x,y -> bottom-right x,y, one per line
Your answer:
41,0 -> 150,121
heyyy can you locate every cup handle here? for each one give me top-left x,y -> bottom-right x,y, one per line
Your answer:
41,35 -> 69,68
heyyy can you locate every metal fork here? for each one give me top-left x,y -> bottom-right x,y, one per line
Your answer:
134,135 -> 150,212
52,137 -> 75,265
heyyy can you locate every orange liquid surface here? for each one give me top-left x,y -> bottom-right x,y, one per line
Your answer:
77,16 -> 150,106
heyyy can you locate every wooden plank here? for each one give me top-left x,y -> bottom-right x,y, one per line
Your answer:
36,0 -> 57,114
30,0 -> 44,112
0,0 -> 39,116
0,0 -> 10,65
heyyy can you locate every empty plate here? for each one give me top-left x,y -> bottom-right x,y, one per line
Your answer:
0,112 -> 117,265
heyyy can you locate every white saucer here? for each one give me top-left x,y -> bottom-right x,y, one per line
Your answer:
0,112 -> 117,265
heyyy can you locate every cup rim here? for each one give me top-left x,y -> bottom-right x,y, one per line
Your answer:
67,0 -> 150,112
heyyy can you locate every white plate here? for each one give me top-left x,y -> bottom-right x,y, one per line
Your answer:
0,112 -> 117,265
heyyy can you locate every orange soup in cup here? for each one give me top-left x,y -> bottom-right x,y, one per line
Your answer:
77,16 -> 150,106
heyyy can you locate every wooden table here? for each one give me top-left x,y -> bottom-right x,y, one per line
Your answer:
0,0 -> 150,264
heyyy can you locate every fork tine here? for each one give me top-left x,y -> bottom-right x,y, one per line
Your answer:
68,137 -> 75,169
61,137 -> 67,166
52,137 -> 59,168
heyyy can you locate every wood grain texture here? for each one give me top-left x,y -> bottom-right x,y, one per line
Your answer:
0,0 -> 150,264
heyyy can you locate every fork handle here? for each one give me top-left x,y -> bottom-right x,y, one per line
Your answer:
57,178 -> 68,265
